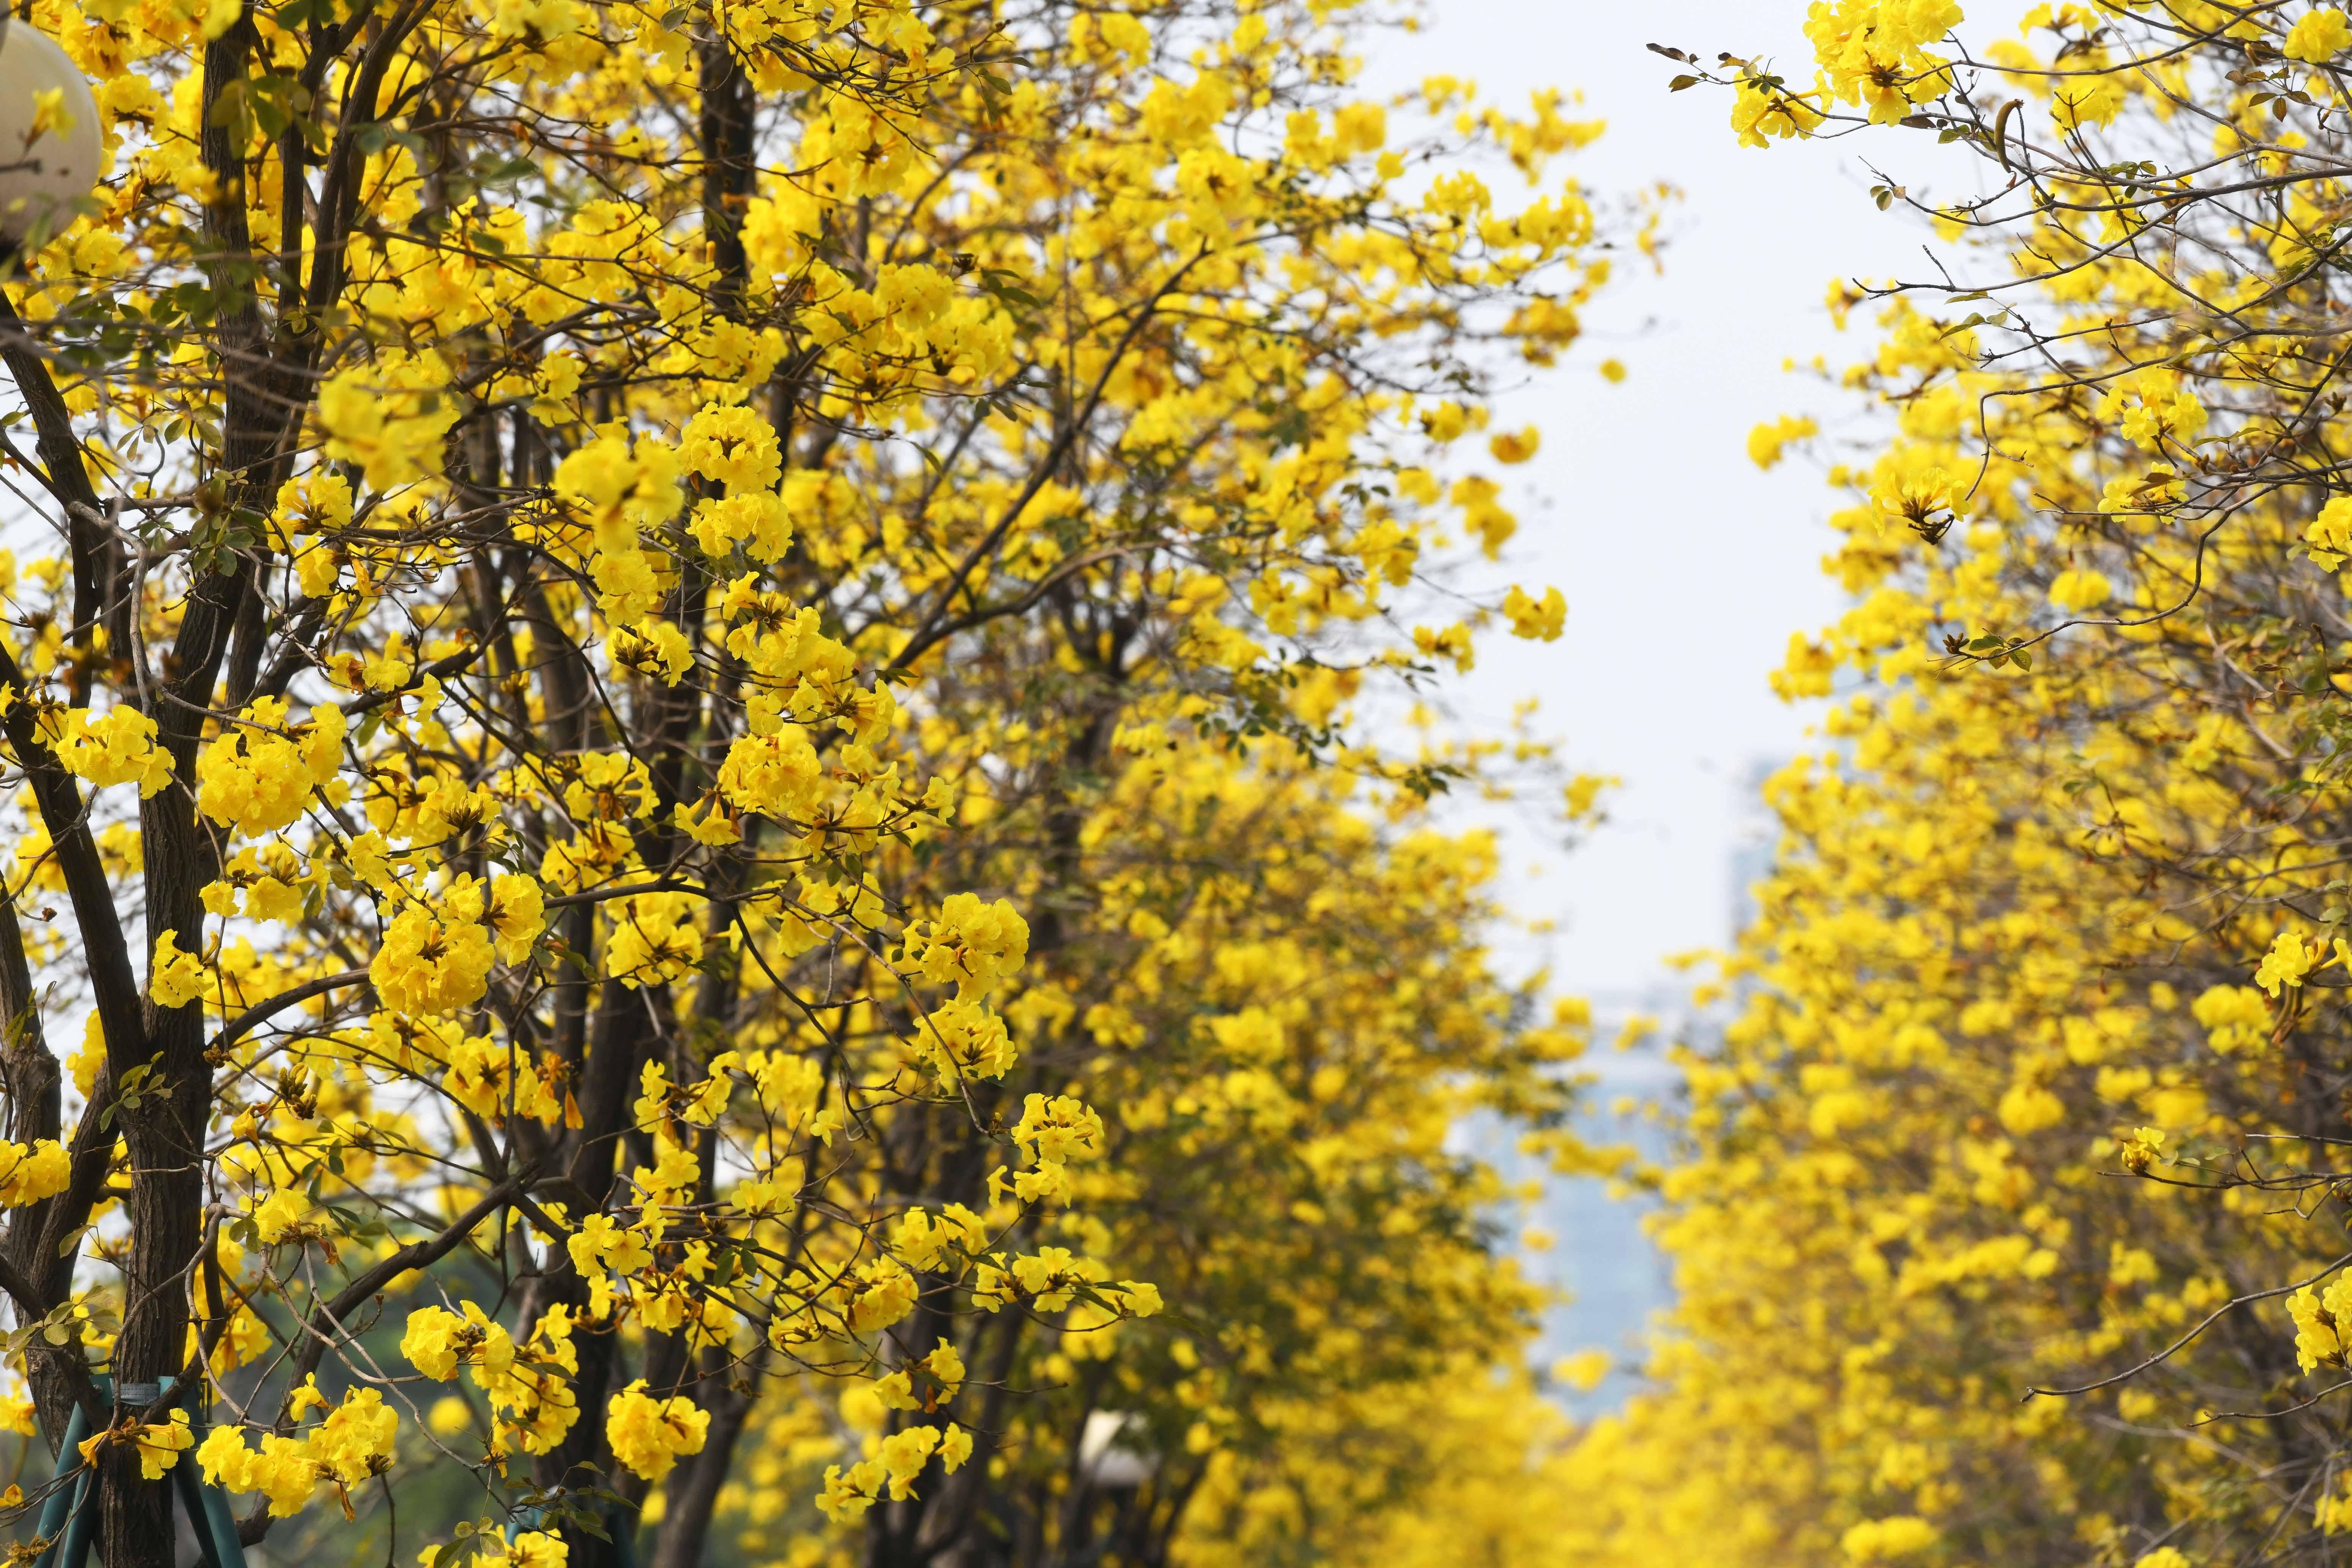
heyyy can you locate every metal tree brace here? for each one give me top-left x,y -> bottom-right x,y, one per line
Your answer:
28,1377 -> 248,1568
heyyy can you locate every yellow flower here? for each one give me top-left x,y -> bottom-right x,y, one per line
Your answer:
909,998 -> 1018,1080
49,706 -> 173,798
370,903 -> 497,1017
2289,1282 -> 2352,1372
0,1140 -> 68,1208
2116,1125 -> 2167,1175
1840,1515 -> 1938,1563
1732,76 -> 1825,147
816,1459 -> 887,1521
1748,414 -> 1819,470
248,1188 -> 310,1245
1012,1093 -> 1106,1165
679,402 -> 783,496
843,1257 -> 920,1334
1487,427 -> 1540,464
566,1212 -> 653,1276
901,894 -> 1030,998
150,929 -> 209,1010
715,729 -> 823,820
604,891 -> 706,989
2047,568 -> 2112,613
308,1388 -> 398,1485
604,1380 -> 709,1481
688,492 -> 795,562
316,352 -> 463,492
607,618 -> 693,687
2286,7 -> 2352,61
877,1424 -> 941,1499
87,1410 -> 193,1481
196,698 -> 345,837
400,1302 -> 514,1384
2254,929 -> 2322,996
485,874 -> 547,965
198,1425 -> 320,1517
1501,585 -> 1566,642
27,89 -> 75,143
2308,496 -> 2352,569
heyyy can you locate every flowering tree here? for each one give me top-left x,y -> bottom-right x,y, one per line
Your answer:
1556,5 -> 2352,1567
0,0 -> 1614,1563
696,732 -> 1601,1567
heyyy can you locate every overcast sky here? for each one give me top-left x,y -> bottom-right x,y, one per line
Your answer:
1365,3 -> 2002,1382
1364,1 -> 1984,1004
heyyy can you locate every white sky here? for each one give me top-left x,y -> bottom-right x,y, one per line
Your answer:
1372,5 -> 2007,1384
1364,0 -> 1985,1002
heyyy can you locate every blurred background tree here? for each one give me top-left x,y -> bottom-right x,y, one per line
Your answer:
0,0 -> 1628,1563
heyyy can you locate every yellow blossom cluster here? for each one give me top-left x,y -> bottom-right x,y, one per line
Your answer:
1546,8 -> 2352,1561
0,0 -> 1628,1554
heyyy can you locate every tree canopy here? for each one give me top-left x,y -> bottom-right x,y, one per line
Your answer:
1565,5 -> 2352,1567
0,0 -> 1620,1564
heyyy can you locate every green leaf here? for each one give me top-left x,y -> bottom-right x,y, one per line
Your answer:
978,269 -> 1046,309
208,81 -> 248,128
474,155 -> 537,186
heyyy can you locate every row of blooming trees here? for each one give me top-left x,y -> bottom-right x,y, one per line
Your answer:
0,0 -> 1617,1563
1561,5 -> 2352,1566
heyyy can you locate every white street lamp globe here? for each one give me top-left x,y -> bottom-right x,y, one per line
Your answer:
0,19 -> 102,251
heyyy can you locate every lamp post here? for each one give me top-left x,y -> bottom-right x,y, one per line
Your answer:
0,17 -> 102,255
